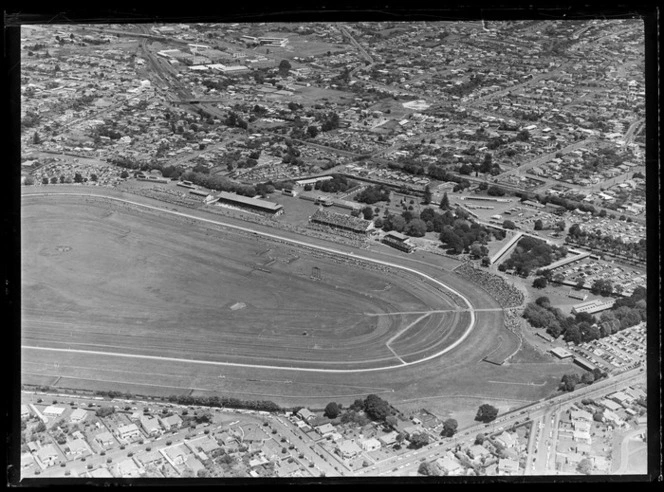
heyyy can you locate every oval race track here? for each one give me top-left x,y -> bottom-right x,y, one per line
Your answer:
21,190 -> 490,374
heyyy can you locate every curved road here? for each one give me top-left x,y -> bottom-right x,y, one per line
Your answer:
22,190 -> 479,374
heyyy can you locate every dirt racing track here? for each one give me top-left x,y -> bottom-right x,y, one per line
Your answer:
20,189 -> 555,406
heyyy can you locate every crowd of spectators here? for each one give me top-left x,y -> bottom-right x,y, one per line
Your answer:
455,262 -> 525,308
132,186 -> 203,208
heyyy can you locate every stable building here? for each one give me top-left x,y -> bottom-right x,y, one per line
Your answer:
215,191 -> 284,216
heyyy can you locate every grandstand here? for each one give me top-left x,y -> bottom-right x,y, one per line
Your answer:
382,231 -> 415,253
215,191 -> 284,216
309,209 -> 374,234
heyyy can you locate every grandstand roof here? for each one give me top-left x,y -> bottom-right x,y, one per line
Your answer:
216,191 -> 283,212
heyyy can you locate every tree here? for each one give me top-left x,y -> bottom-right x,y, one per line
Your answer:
408,433 -> 430,449
502,220 -> 516,230
41,177 -> 49,185
90,174 -> 98,182
364,394 -> 391,422
577,457 -> 593,475
563,324 -> 582,345
559,373 -> 581,392
73,173 -> 83,183
406,218 -> 427,237
591,279 -> 613,297
534,219 -> 544,231
418,461 -> 440,476
324,402 -> 341,419
50,176 -> 58,184
439,192 -> 450,210
278,59 -> 292,76
306,125 -> 319,138
441,418 -> 458,438
423,185 -> 432,205
120,171 -> 129,179
33,131 -> 42,144
475,404 -> 498,423
532,277 -> 548,289
361,206 -> 374,221
581,372 -> 595,385
487,185 -> 505,197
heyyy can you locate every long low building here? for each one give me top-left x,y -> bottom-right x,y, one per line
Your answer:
215,191 -> 284,216
541,252 -> 591,272
571,298 -> 616,315
489,231 -> 524,265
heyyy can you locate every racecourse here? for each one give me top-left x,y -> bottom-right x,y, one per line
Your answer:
20,187 -> 576,409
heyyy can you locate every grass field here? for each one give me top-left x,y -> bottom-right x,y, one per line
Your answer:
20,189 -> 578,415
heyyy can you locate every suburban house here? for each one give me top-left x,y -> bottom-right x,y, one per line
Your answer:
436,455 -> 465,476
159,414 -> 183,432
315,423 -> 335,437
35,445 -> 59,468
69,408 -> 88,424
297,408 -> 315,421
65,438 -> 91,457
360,437 -> 382,452
95,431 -> 115,447
184,435 -> 220,461
162,444 -> 190,467
378,431 -> 399,447
498,458 -> 521,475
139,416 -> 162,437
135,450 -> 166,469
115,423 -> 141,441
115,458 -> 143,478
42,406 -> 66,418
336,439 -> 362,459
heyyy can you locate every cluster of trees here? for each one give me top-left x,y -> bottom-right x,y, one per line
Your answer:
354,184 -> 391,204
179,170 -> 259,198
474,404 -> 499,423
499,236 -> 568,277
165,394 -> 282,413
559,368 -> 607,392
324,402 -> 342,419
225,111 -> 248,130
347,394 -> 395,425
319,112 -> 341,132
523,288 -> 646,343
315,174 -> 355,193
440,418 -> 458,438
440,219 -> 504,258
567,223 -> 646,264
